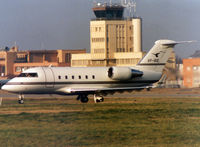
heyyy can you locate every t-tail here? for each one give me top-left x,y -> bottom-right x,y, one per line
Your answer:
137,40 -> 194,72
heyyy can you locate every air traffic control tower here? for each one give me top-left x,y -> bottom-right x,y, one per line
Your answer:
72,2 -> 144,67
92,4 -> 124,19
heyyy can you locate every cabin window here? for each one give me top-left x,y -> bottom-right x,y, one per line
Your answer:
79,75 -> 81,79
18,73 -> 38,78
92,75 -> 95,79
65,75 -> 68,79
58,76 -> 61,79
72,76 -> 74,79
85,75 -> 88,79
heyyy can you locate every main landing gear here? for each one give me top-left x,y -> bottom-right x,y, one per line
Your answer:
18,94 -> 24,104
77,94 -> 104,103
77,94 -> 89,103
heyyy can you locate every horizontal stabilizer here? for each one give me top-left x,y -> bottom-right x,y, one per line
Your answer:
162,40 -> 197,46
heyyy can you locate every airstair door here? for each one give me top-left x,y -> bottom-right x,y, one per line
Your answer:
43,67 -> 55,88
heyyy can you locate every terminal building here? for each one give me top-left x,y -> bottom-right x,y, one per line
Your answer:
72,3 -> 145,67
0,47 -> 86,78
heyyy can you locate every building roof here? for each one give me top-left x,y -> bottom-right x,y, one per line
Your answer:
27,50 -> 57,54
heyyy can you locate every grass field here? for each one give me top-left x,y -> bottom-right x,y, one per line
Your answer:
0,89 -> 200,146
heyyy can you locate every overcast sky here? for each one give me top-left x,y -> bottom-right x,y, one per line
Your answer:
0,0 -> 199,58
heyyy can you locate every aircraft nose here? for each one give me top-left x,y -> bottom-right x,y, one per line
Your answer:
1,84 -> 14,92
1,85 -> 9,91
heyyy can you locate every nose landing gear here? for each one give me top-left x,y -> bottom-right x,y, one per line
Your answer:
18,94 -> 24,104
94,94 -> 104,103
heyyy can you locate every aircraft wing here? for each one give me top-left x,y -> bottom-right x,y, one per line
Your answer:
57,86 -> 153,94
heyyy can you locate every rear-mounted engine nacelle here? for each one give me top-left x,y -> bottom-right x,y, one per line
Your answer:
108,67 -> 143,81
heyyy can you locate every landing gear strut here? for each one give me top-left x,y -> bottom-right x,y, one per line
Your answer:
94,94 -> 104,103
77,94 -> 89,103
147,87 -> 151,91
18,94 -> 24,104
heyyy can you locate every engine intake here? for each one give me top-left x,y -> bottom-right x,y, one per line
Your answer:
108,67 -> 143,81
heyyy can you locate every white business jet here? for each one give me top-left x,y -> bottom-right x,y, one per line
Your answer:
1,40 -> 189,104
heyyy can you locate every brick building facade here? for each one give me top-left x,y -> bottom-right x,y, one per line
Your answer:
0,47 -> 86,78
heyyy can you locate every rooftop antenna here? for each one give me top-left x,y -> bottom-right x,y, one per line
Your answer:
93,0 -> 97,5
121,0 -> 136,17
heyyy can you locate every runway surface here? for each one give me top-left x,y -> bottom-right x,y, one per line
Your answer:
1,88 -> 200,99
0,88 -> 200,146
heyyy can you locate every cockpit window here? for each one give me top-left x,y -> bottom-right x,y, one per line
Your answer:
18,73 -> 38,77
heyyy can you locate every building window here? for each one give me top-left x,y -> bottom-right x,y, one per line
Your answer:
94,49 -> 104,53
92,38 -> 105,42
79,75 -> 81,79
16,67 -> 21,72
65,75 -> 68,79
65,53 -> 71,63
193,66 -> 198,70
92,75 -> 95,79
187,67 -> 191,71
72,76 -> 74,79
187,78 -> 191,83
116,48 -> 126,53
85,75 -> 88,79
58,76 -> 61,79
21,67 -> 28,72
0,66 -> 5,76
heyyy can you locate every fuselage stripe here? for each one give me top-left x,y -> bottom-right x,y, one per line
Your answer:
5,80 -> 158,85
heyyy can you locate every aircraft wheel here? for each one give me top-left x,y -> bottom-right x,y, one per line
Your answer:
80,96 -> 89,103
18,94 -> 24,104
94,95 -> 104,103
18,100 -> 24,104
147,87 -> 151,91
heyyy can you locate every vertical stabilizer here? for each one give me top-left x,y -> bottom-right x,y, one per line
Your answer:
137,40 -> 178,72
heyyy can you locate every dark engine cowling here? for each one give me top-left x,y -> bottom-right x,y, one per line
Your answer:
108,67 -> 143,81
